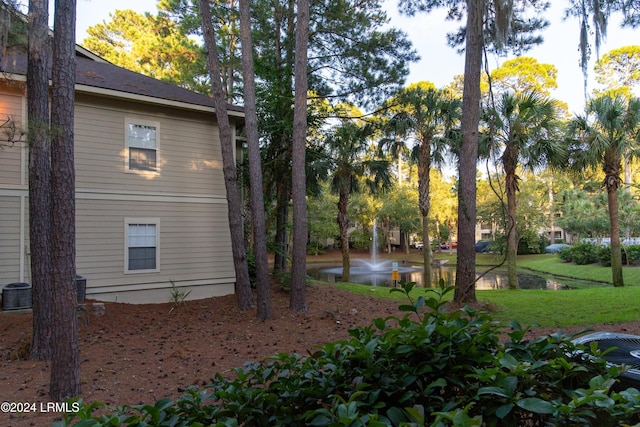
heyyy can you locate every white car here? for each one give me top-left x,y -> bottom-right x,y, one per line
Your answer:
545,243 -> 569,254
414,242 -> 424,249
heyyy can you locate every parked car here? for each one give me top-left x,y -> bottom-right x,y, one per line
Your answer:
475,240 -> 491,253
545,243 -> 570,254
440,242 -> 458,250
414,242 -> 424,250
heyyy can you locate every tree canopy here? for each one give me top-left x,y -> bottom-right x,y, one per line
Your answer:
563,0 -> 640,99
489,56 -> 558,96
83,9 -> 208,93
595,45 -> 640,95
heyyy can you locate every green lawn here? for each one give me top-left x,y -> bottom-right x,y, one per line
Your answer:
324,252 -> 640,328
516,253 -> 640,284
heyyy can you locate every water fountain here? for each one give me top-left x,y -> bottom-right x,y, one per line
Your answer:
318,218 -> 419,284
311,220 -> 578,289
371,218 -> 378,266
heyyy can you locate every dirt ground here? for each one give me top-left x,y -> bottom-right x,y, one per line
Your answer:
2,251 -> 640,426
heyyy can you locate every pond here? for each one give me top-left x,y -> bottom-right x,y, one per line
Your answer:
307,263 -> 571,290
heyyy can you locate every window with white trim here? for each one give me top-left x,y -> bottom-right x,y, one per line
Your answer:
125,219 -> 160,273
126,119 -> 159,172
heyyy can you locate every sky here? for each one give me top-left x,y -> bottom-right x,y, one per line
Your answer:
72,0 -> 639,113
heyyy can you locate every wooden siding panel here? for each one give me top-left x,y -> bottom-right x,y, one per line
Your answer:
0,91 -> 25,186
76,198 -> 235,298
0,196 -> 23,284
0,144 -> 23,187
74,102 -> 226,197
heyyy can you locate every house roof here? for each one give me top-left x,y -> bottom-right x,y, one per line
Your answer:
1,45 -> 244,117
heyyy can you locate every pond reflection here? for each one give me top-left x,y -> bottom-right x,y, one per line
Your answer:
308,265 -> 569,290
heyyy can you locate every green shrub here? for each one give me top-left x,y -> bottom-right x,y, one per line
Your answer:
275,270 -> 292,291
246,251 -> 257,288
590,245 -> 640,267
558,246 -> 573,262
598,246 -> 633,266
275,271 -> 312,292
518,230 -> 549,255
489,235 -> 506,255
63,282 -> 640,427
560,242 -> 600,265
597,245 -> 612,266
625,245 -> 640,265
558,243 -> 637,267
307,246 -> 326,256
348,229 -> 371,250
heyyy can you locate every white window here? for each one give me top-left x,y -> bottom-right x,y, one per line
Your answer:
126,119 -> 159,173
125,219 -> 160,273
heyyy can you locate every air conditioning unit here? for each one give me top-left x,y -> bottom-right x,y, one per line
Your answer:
573,332 -> 640,389
2,282 -> 32,310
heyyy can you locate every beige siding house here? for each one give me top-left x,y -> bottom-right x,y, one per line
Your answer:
0,46 -> 242,303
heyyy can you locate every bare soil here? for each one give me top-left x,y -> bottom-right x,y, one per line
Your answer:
2,250 -> 640,426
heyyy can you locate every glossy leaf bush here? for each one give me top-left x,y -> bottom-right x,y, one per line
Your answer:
62,282 -> 640,427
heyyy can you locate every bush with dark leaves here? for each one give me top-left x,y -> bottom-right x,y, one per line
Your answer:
62,282 -> 640,427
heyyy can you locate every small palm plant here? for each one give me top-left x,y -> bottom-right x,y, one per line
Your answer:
169,280 -> 191,312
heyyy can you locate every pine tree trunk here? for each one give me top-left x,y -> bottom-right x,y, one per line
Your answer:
27,0 -> 53,361
239,0 -> 271,319
49,0 -> 80,400
454,0 -> 482,304
289,0 -> 310,311
199,0 -> 253,310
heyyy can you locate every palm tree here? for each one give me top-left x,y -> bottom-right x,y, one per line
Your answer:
379,82 -> 461,282
565,95 -> 640,287
483,90 -> 564,289
326,117 -> 391,282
